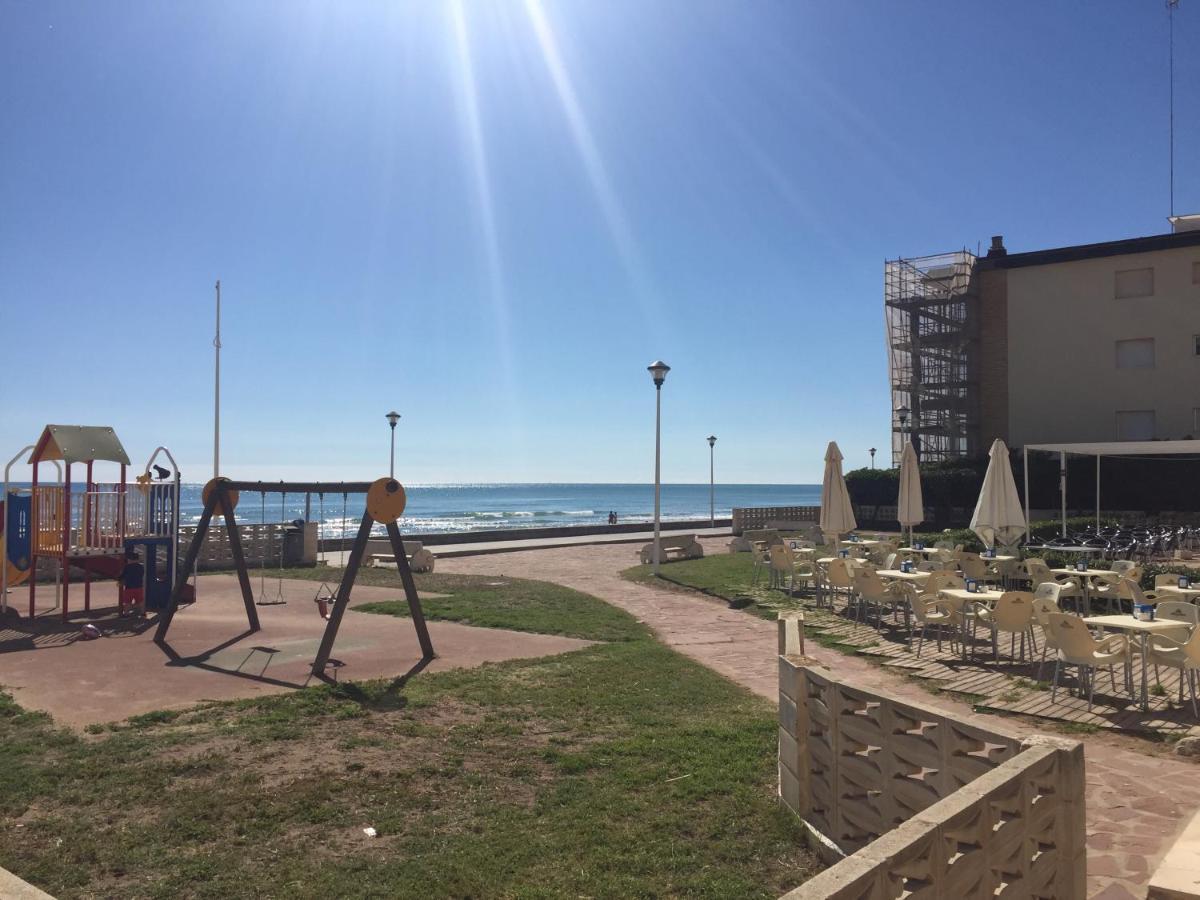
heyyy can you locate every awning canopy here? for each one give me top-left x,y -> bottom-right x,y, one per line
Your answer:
31,425 -> 131,466
1023,439 -> 1200,539
1025,440 -> 1200,457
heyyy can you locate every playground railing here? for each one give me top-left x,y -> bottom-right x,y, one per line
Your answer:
32,483 -> 179,558
72,490 -> 127,553
32,486 -> 65,554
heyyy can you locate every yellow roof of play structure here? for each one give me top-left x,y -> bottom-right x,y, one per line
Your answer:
32,425 -> 131,466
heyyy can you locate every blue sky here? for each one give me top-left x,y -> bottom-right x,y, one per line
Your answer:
2,1 -> 1197,484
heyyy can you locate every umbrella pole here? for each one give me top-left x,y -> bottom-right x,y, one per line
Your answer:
1023,446 -> 1030,546
1060,451 -> 1067,538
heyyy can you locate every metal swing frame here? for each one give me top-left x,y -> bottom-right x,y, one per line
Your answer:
153,478 -> 434,676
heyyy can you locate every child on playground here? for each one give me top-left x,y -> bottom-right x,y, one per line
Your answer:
120,549 -> 146,617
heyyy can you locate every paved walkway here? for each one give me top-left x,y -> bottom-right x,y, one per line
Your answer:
441,537 -> 1200,899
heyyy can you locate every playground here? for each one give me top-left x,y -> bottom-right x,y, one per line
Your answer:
0,424 -> 606,727
0,571 -> 594,727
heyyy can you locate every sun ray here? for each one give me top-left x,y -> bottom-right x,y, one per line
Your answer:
521,0 -> 659,327
449,0 -> 524,425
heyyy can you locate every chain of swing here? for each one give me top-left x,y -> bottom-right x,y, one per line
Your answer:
255,490 -> 287,606
310,490 -> 346,619
241,486 -> 357,614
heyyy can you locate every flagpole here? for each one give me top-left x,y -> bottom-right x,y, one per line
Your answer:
214,280 -> 221,478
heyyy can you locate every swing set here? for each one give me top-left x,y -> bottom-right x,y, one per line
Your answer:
154,475 -> 434,676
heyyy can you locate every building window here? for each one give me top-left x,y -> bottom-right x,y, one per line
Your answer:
1115,267 -> 1154,299
1116,410 -> 1156,441
1115,337 -> 1155,369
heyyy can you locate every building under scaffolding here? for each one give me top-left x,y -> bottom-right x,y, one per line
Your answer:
885,251 -> 981,466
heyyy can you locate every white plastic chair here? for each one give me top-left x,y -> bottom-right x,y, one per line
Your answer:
972,591 -> 1036,662
903,584 -> 959,657
1047,613 -> 1129,711
1147,625 -> 1200,716
1032,594 -> 1060,680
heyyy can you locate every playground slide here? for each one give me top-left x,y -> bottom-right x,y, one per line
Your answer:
4,560 -> 29,588
68,555 -> 126,580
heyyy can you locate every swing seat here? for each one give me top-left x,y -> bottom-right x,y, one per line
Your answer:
313,584 -> 337,620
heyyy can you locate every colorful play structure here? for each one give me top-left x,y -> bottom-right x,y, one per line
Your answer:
1,425 -> 181,621
3,424 -> 433,677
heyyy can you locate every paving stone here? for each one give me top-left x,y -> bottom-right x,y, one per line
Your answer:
1088,882 -> 1139,900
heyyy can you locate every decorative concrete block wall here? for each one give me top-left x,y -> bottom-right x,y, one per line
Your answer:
778,631 -> 1086,898
178,522 -> 317,571
733,506 -> 820,534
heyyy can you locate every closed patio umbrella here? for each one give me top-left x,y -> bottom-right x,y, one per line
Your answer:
820,441 -> 857,545
897,441 -> 923,547
970,438 -> 1027,550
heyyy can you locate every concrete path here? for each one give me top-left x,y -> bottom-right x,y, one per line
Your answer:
441,538 -> 1200,899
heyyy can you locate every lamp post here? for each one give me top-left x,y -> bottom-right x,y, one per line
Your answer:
869,447 -> 876,469
385,411 -> 401,478
648,361 -> 670,575
213,280 -> 221,478
707,435 -> 717,528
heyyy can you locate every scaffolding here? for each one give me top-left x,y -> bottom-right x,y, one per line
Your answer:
885,251 -> 980,466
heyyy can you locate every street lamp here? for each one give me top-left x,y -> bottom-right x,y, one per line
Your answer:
707,435 -> 717,528
385,411 -> 401,478
869,447 -> 876,469
648,361 -> 670,575
897,408 -> 912,468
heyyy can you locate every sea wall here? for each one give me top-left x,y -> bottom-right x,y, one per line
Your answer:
317,517 -> 731,552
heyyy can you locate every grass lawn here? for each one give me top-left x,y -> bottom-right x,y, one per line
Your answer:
285,564 -> 639,642
0,571 -> 819,899
623,554 -> 802,621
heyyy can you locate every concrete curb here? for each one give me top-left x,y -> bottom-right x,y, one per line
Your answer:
0,867 -> 54,899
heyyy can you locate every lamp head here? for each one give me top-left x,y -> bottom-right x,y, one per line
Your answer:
897,406 -> 910,427
647,360 -> 670,387
869,447 -> 876,456
707,435 -> 717,448
385,411 -> 401,429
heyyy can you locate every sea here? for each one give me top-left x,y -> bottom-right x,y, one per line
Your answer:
175,483 -> 821,538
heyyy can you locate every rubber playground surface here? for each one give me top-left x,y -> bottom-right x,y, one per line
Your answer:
0,574 -> 593,728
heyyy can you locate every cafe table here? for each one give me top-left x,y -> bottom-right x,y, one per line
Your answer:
784,543 -> 818,555
877,568 -> 931,583
938,587 -> 1006,659
1051,568 -> 1113,606
1156,584 -> 1200,601
1081,614 -> 1189,711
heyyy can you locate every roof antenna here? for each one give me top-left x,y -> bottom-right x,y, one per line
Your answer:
1169,0 -> 1180,218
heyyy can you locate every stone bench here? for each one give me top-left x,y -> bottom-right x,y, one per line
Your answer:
1150,805 -> 1200,899
365,540 -> 436,573
638,534 -> 703,565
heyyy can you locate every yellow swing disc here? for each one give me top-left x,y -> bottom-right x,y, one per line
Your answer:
366,478 -> 406,524
202,477 -> 240,517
